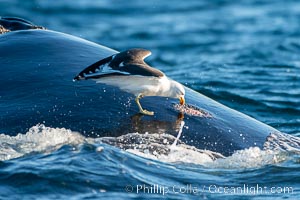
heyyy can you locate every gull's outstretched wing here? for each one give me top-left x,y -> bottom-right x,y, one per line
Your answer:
73,48 -> 164,81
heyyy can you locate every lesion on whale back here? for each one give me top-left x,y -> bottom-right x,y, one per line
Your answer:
0,25 -> 9,34
264,131 -> 300,153
173,103 -> 213,118
99,132 -> 225,160
0,17 -> 46,34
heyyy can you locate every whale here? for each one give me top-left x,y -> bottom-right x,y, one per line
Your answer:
0,18 -> 287,157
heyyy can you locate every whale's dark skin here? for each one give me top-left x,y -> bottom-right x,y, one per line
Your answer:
0,19 -> 278,156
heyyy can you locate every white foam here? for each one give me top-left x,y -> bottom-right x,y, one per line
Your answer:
0,124 -> 84,161
210,147 -> 286,169
126,144 -> 288,168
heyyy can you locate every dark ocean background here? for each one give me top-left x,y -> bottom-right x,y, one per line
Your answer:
1,0 -> 300,199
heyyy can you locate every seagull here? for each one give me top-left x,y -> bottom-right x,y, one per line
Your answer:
73,48 -> 185,115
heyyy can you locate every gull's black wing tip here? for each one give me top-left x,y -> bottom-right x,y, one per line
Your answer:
73,55 -> 114,81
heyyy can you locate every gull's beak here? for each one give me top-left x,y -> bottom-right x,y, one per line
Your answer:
179,95 -> 185,105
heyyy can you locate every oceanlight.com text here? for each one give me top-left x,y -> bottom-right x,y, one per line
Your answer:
124,184 -> 293,196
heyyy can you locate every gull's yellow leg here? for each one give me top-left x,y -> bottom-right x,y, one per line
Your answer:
135,94 -> 154,116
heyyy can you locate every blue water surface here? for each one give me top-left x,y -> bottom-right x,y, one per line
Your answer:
0,0 -> 300,199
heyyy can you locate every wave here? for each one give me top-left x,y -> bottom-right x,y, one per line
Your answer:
0,125 -> 84,161
1,124 -> 300,169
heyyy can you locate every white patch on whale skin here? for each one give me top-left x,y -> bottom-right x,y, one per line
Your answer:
118,135 -> 288,168
126,145 -> 216,164
100,131 -> 298,168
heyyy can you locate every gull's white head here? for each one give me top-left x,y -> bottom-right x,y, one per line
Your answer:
169,80 -> 185,105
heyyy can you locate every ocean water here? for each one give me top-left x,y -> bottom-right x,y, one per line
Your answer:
1,0 -> 300,199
